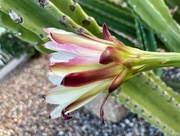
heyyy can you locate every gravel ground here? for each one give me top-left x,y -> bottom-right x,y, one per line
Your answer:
0,55 -> 164,136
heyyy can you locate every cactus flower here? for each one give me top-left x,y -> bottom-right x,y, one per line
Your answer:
43,24 -> 180,123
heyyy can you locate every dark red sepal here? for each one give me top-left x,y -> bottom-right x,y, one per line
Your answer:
102,24 -> 113,41
100,93 -> 110,125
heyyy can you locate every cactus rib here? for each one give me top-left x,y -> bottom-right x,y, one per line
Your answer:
124,0 -> 180,52
0,10 -> 43,45
117,72 -> 180,136
50,0 -> 103,38
77,0 -> 136,38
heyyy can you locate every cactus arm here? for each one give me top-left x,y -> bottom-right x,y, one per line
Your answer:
50,0 -> 103,38
164,0 -> 180,23
77,0 -> 136,39
134,17 -> 162,75
0,10 -> 53,54
124,0 -> 180,52
101,0 -> 131,13
31,0 -> 95,36
117,72 -> 180,136
0,0 -> 96,39
0,10 -> 43,45
163,79 -> 180,93
0,0 -> 50,41
0,0 -> 94,53
134,19 -> 157,51
79,0 -> 135,28
77,4 -> 135,46
147,71 -> 180,103
134,18 -> 146,50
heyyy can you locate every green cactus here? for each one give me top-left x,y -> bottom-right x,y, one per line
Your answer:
0,0 -> 180,135
76,0 -> 137,46
0,10 -> 43,45
164,0 -> 180,24
123,0 -> 180,52
118,72 -> 180,136
50,0 -> 103,38
134,18 -> 162,75
0,9 -> 52,54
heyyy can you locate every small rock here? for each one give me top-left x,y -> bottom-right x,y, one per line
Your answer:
85,93 -> 129,122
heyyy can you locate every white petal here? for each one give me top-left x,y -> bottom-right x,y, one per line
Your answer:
48,75 -> 63,85
45,82 -> 103,105
67,93 -> 101,114
65,80 -> 110,113
50,51 -> 77,63
50,105 -> 64,119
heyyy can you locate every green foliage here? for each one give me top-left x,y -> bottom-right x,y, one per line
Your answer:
0,32 -> 35,58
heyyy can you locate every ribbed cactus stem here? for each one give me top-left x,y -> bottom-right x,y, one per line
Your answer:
116,72 -> 180,136
39,0 -> 95,36
124,0 -> 180,52
0,10 -> 43,45
50,0 -> 103,38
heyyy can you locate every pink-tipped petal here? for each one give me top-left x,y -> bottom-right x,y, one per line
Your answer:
69,56 -> 99,64
111,36 -> 128,51
44,41 -> 101,57
50,32 -> 108,51
78,29 -> 114,45
43,28 -> 50,34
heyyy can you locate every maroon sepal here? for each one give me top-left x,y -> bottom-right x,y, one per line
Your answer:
108,70 -> 126,93
61,65 -> 117,87
102,24 -> 113,41
99,46 -> 114,64
100,93 -> 110,125
100,46 -> 122,65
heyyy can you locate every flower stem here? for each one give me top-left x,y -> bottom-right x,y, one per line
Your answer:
131,51 -> 180,72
